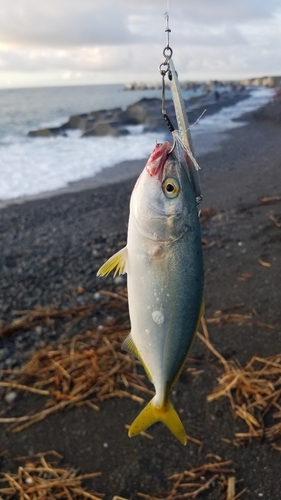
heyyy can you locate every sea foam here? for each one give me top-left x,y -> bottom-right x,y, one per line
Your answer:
0,87 -> 274,202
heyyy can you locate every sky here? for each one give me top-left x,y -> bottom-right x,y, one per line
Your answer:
0,0 -> 281,88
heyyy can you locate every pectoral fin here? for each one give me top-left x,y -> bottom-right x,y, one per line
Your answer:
128,396 -> 187,445
97,247 -> 127,277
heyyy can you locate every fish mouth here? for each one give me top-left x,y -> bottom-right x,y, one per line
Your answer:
145,142 -> 171,180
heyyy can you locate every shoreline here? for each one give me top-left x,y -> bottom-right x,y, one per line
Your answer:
1,108 -> 280,314
0,91 -> 253,210
0,158 -> 146,210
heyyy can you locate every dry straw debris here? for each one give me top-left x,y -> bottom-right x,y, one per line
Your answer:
198,321 -> 281,449
269,214 -> 281,228
137,456 -> 247,500
0,452 -> 247,500
0,451 -> 103,500
0,293 -> 154,432
1,288 -> 281,453
0,290 -> 127,339
205,307 -> 278,331
0,291 -> 200,444
208,353 -> 281,447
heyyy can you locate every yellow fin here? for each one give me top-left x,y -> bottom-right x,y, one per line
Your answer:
97,247 -> 127,277
122,333 -> 140,359
122,333 -> 153,382
128,397 -> 187,445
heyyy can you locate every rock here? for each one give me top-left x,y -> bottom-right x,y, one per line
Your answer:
27,98 -> 169,138
28,128 -> 59,138
62,109 -> 123,133
81,122 -> 128,138
4,391 -> 17,404
119,98 -> 162,125
65,114 -> 89,130
89,108 -> 122,122
114,276 -> 125,285
0,347 -> 10,361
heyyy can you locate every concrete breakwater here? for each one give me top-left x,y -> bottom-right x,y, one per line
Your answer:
28,87 -> 249,139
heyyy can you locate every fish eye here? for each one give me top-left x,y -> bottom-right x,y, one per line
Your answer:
162,178 -> 180,198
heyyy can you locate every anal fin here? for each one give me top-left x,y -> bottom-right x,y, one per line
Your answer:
122,333 -> 153,383
122,333 -> 140,359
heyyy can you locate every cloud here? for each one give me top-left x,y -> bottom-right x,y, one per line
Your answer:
169,0 -> 281,23
0,0 -> 280,87
0,0 -> 280,47
0,1 -> 136,46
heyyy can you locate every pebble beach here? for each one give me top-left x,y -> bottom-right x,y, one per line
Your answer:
1,94 -> 281,499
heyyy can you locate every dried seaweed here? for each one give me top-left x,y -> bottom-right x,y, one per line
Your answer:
199,208 -> 219,223
0,312 -> 153,432
205,309 -> 277,330
137,456 -> 246,499
198,323 -> 281,449
259,196 -> 281,205
269,214 -> 281,228
0,453 -> 247,500
0,290 -> 127,339
0,451 -> 103,500
0,293 -> 198,446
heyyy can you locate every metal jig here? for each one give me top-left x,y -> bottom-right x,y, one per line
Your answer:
159,12 -> 203,205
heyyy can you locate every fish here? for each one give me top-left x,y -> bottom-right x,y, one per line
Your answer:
97,140 -> 204,445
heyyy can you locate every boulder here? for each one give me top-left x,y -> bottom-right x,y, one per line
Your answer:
65,114 -> 89,130
27,98 -> 174,138
119,98 -> 162,125
28,127 -> 66,138
89,108 -> 122,122
81,122 -> 129,137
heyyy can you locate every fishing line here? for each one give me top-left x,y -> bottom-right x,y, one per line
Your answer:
166,0 -> 170,19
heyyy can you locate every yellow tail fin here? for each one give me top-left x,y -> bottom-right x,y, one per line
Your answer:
128,397 -> 187,445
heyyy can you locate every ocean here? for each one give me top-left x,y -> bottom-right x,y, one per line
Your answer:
0,84 -> 274,203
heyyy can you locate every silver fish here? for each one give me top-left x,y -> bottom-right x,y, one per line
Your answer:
97,141 -> 204,444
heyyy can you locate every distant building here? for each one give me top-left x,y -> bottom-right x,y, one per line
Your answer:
240,76 -> 281,87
